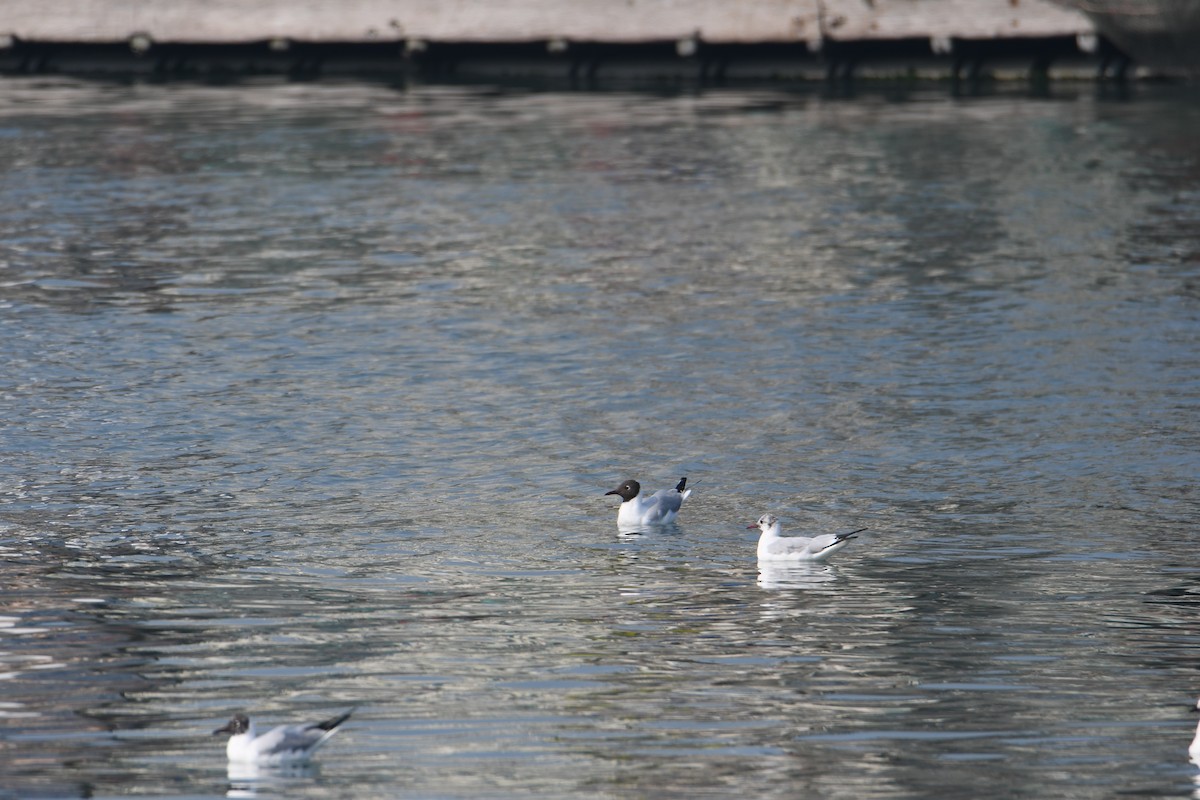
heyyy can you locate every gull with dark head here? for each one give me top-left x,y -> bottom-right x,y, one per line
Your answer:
214,708 -> 355,765
606,477 -> 691,528
750,513 -> 863,562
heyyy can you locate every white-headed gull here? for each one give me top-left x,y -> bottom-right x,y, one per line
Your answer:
750,513 -> 864,562
606,477 -> 691,527
214,709 -> 354,765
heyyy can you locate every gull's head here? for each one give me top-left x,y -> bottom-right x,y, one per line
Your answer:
606,479 -> 641,502
749,513 -> 778,532
214,713 -> 251,737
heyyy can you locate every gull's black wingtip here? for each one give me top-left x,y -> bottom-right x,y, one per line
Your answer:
316,707 -> 357,731
675,477 -> 687,492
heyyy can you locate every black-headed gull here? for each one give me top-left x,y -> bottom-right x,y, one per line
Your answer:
750,513 -> 864,562
606,477 -> 691,527
214,708 -> 354,765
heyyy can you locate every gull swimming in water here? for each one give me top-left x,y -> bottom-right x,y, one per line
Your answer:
750,513 -> 864,562
1190,698 -> 1200,765
214,709 -> 354,765
606,477 -> 691,528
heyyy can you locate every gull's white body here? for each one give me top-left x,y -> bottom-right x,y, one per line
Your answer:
752,514 -> 862,563
215,710 -> 353,765
1190,698 -> 1200,764
607,478 -> 691,527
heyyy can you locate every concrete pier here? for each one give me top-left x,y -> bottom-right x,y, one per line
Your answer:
0,0 -> 1133,81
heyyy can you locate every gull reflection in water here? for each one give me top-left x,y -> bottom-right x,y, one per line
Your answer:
226,761 -> 319,798
757,561 -> 841,591
616,522 -> 683,538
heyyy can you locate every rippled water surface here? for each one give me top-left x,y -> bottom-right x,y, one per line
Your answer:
1,77 -> 1198,799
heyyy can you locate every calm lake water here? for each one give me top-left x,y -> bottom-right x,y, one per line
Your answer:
1,76 -> 1198,799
